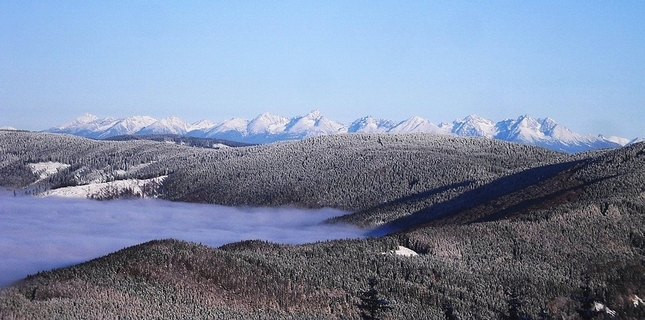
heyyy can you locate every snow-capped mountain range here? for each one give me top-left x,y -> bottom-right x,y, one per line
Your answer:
44,111 -> 637,153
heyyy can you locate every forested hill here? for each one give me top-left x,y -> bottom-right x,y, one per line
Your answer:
105,134 -> 254,148
1,131 -> 644,319
1,131 -> 566,213
392,141 -> 645,230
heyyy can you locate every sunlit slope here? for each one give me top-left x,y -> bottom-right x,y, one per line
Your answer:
1,131 -> 566,213
162,133 -> 567,211
0,131 -> 191,191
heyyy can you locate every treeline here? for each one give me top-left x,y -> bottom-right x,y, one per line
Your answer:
105,133 -> 254,148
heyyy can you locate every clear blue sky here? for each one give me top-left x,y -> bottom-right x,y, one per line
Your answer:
1,1 -> 644,138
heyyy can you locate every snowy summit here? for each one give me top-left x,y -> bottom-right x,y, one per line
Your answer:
43,111 -> 633,153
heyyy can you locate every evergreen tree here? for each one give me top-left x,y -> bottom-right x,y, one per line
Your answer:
357,277 -> 393,320
575,278 -> 604,320
442,302 -> 459,320
536,308 -> 553,320
503,290 -> 532,320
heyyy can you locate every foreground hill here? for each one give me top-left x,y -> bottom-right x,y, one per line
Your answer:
1,132 -> 644,318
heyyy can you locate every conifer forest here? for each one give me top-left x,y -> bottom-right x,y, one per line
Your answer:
0,130 -> 644,319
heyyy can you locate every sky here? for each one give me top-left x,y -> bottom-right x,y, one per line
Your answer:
1,1 -> 644,138
0,191 -> 366,287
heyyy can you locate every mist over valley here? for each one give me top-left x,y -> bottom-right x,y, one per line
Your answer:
0,191 -> 362,287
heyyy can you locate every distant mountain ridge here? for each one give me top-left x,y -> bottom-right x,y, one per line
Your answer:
45,110 -> 635,153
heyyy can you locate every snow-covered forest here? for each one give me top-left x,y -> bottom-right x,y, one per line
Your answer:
0,131 -> 644,319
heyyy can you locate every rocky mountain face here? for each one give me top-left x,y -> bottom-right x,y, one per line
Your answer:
45,111 -> 632,152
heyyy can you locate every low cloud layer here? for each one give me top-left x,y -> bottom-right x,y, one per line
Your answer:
0,191 -> 367,287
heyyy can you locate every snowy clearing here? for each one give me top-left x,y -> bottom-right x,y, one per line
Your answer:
40,176 -> 166,199
28,162 -> 71,180
383,246 -> 419,257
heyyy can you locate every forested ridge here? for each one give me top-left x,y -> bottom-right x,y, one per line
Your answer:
0,131 -> 644,319
0,131 -> 567,214
105,133 -> 254,148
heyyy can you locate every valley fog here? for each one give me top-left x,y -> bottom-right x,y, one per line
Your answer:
0,191 -> 366,287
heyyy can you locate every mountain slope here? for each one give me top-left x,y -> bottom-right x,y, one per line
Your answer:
97,115 -> 158,138
357,142 -> 645,233
135,116 -> 191,135
161,133 -> 566,211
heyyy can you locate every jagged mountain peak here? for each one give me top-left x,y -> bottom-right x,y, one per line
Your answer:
348,116 -> 396,133
57,113 -> 101,129
162,115 -> 185,122
120,115 -> 157,125
285,113 -> 346,138
451,114 -> 497,138
117,116 -> 157,127
248,112 -> 289,135
304,109 -> 323,119
462,114 -> 489,122
389,116 -> 445,134
44,112 -> 632,153
91,116 -> 156,139
191,119 -> 217,129
515,114 -> 541,127
136,116 -> 190,135
209,118 -> 249,133
250,112 -> 290,126
76,113 -> 99,123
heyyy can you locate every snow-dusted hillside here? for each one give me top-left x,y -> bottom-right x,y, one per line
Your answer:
23,159 -> 168,199
27,162 -> 71,181
40,176 -> 166,199
44,111 -> 632,153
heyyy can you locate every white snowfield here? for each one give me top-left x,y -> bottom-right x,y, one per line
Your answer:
40,176 -> 167,199
28,162 -> 71,180
44,111 -> 637,153
383,246 -> 419,257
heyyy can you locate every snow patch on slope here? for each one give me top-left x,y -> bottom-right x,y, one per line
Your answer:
28,162 -> 71,181
383,246 -> 419,257
40,176 -> 166,199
